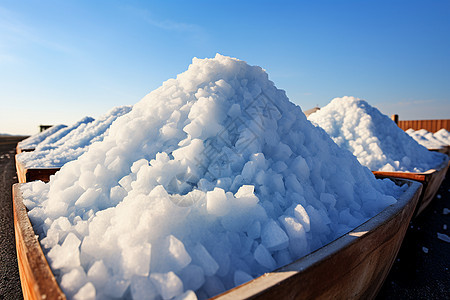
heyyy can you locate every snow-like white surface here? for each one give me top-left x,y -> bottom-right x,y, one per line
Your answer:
18,125 -> 67,150
433,129 -> 450,145
308,96 -> 446,172
17,106 -> 132,168
22,55 -> 406,299
405,129 -> 447,149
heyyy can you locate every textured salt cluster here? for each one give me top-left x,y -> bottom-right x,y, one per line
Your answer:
18,124 -> 67,150
17,106 -> 132,168
405,129 -> 447,149
22,55 -> 406,300
434,129 -> 450,145
308,97 -> 446,172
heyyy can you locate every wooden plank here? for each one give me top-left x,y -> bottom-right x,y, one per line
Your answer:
215,179 -> 422,300
372,157 -> 449,217
13,184 -> 66,300
15,155 -> 60,183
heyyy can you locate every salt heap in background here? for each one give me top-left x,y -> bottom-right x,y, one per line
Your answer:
18,124 -> 67,151
308,96 -> 446,172
405,129 -> 447,149
23,55 -> 406,299
434,129 -> 450,145
17,106 -> 132,168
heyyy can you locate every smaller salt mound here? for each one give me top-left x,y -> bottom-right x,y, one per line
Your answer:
18,124 -> 67,150
308,96 -> 446,172
33,117 -> 95,150
406,129 -> 447,149
434,129 -> 450,145
17,106 -> 132,168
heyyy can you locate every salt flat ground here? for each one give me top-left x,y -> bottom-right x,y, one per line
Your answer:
0,135 -> 448,300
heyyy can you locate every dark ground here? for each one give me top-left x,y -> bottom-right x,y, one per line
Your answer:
0,136 -> 448,299
0,136 -> 25,300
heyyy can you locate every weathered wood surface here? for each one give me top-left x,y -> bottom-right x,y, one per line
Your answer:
13,184 -> 66,300
15,156 -> 60,183
214,179 -> 422,300
373,157 -> 449,216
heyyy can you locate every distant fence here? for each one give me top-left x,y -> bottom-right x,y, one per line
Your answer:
391,115 -> 450,132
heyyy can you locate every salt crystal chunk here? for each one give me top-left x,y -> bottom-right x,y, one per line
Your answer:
292,156 -> 310,180
261,220 -> 289,251
254,244 -> 276,269
104,276 -> 130,298
73,282 -> 95,300
234,270 -> 253,286
234,185 -> 259,207
228,103 -> 241,118
47,232 -> 81,270
422,247 -> 429,253
247,221 -> 261,239
121,243 -> 152,277
294,204 -> 311,232
279,216 -> 307,257
87,260 -> 109,290
192,243 -> 219,276
207,188 -> 230,216
150,272 -> 184,300
130,276 -> 159,300
179,264 -> 205,291
75,188 -> 102,208
202,275 -> 226,298
174,290 -> 198,300
60,267 -> 87,297
165,235 -> 191,272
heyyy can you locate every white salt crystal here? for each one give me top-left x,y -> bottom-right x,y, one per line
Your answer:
261,220 -> 289,251
192,243 -> 219,277
47,232 -> 81,270
234,270 -> 253,286
104,276 -> 130,298
73,282 -> 95,300
150,272 -> 184,300
75,188 -> 102,208
202,275 -> 226,298
60,267 -> 87,297
422,247 -> 429,253
207,188 -> 229,216
443,208 -> 450,215
165,235 -> 191,272
87,260 -> 109,291
179,264 -> 205,291
174,290 -> 198,300
294,204 -> 311,232
444,224 -> 447,230
254,244 -> 276,269
130,276 -> 159,300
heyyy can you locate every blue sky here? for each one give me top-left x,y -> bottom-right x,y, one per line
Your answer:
1,0 -> 449,135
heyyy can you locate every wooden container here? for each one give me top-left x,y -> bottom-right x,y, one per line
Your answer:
13,184 -> 66,300
372,156 -> 449,216
15,156 -> 60,183
13,179 -> 421,300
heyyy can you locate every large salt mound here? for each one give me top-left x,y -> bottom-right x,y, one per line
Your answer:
18,124 -> 68,150
308,96 -> 446,172
22,55 -> 406,299
405,129 -> 447,149
17,106 -> 132,168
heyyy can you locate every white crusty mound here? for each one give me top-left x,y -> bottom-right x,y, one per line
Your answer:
433,129 -> 450,146
18,124 -> 67,150
308,96 -> 446,172
17,106 -> 132,168
405,129 -> 447,149
22,55 -> 406,300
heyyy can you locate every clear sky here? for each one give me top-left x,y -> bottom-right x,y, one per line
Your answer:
1,0 -> 449,135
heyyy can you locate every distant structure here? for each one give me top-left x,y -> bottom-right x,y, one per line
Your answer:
40,125 -> 53,132
304,106 -> 320,117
